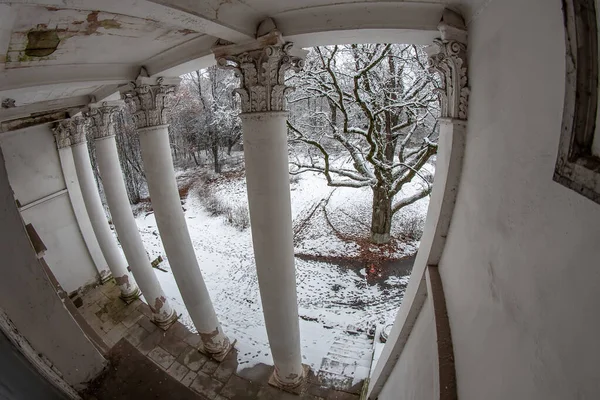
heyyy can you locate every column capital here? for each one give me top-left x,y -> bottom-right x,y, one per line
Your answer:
52,119 -> 73,149
121,76 -> 180,130
213,23 -> 306,113
87,100 -> 125,140
426,9 -> 469,120
70,116 -> 90,145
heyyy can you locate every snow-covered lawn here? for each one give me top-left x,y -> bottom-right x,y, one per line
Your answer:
132,167 -> 428,379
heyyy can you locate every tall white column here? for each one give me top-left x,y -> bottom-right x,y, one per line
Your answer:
87,103 -> 177,328
67,117 -> 140,302
214,26 -> 308,390
53,122 -> 111,283
123,78 -> 232,359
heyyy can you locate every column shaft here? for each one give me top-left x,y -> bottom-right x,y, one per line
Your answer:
241,112 -> 304,386
57,146 -> 111,282
137,124 -> 230,357
94,135 -> 176,326
71,141 -> 138,300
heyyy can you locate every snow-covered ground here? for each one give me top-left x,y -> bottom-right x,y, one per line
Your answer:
131,166 -> 428,380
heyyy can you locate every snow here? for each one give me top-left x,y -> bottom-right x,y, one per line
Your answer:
132,166 -> 426,379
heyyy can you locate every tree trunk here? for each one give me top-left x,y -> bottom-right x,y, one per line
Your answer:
191,152 -> 200,166
371,185 -> 392,244
212,141 -> 220,173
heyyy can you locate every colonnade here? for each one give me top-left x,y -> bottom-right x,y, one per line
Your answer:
53,24 -> 369,391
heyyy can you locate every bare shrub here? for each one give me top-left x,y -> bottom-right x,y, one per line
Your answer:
194,183 -> 250,230
201,187 -> 228,216
227,204 -> 250,230
398,214 -> 425,241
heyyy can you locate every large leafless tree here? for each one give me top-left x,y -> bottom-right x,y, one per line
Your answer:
288,44 -> 439,244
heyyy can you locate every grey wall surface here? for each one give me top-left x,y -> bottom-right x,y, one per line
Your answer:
0,144 -> 106,389
0,124 -> 99,293
0,330 -> 68,400
439,0 -> 600,398
379,298 -> 436,400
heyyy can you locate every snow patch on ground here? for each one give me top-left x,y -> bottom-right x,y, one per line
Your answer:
133,169 -> 424,375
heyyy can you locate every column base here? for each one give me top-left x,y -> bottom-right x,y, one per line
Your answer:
199,339 -> 237,362
153,310 -> 179,331
268,364 -> 310,395
99,270 -> 113,284
119,286 -> 141,305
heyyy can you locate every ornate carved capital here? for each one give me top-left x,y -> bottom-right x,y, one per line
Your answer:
121,77 -> 180,129
70,116 -> 90,145
52,119 -> 73,149
427,9 -> 469,120
427,39 -> 469,120
213,26 -> 306,113
87,101 -> 124,140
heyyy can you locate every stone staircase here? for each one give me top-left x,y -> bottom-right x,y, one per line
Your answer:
315,329 -> 374,393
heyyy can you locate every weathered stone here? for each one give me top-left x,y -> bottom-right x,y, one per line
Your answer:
137,329 -> 164,355
184,332 -> 201,348
177,346 -> 208,372
219,375 -> 260,399
148,346 -> 176,369
166,360 -> 190,381
166,321 -> 190,340
201,359 -> 220,375
189,371 -> 224,399
160,331 -> 189,357
213,350 -> 239,383
124,324 -> 150,347
137,315 -> 158,333
121,309 -> 143,328
181,370 -> 198,387
137,301 -> 153,318
103,322 -> 128,347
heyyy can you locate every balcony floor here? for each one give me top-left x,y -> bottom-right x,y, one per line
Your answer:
77,280 -> 363,399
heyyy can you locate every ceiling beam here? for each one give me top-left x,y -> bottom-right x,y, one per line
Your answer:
0,64 -> 138,95
0,0 -> 255,43
0,95 -> 90,122
145,0 -> 260,41
144,34 -> 217,77
275,2 -> 446,47
0,110 -> 74,134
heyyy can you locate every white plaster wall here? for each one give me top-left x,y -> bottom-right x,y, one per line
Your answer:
0,145 -> 106,388
437,0 -> 600,398
0,124 -> 99,293
0,124 -> 64,204
379,298 -> 436,400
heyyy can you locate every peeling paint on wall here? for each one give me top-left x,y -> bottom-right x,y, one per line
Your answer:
5,6 -> 201,68
25,30 -> 59,57
151,296 -> 167,315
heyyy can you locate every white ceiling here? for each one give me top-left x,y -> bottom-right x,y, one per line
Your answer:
0,0 -> 490,115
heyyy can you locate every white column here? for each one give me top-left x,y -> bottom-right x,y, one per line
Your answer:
241,112 -> 304,387
68,117 -> 139,302
123,78 -> 232,359
53,122 -> 111,283
87,103 -> 177,328
214,26 -> 307,390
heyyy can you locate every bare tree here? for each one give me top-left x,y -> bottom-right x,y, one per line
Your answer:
170,67 -> 242,173
288,44 -> 439,244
